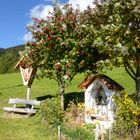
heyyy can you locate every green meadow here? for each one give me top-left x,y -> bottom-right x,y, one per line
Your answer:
0,67 -> 135,140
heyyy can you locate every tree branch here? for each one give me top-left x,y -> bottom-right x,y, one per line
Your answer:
124,62 -> 136,81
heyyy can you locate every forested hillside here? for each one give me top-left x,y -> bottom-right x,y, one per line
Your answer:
0,45 -> 25,74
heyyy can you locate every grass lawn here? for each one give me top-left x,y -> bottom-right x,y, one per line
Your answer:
0,67 -> 135,140
0,116 -> 52,140
105,67 -> 135,94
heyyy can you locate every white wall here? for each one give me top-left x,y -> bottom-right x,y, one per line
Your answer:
85,79 -> 115,124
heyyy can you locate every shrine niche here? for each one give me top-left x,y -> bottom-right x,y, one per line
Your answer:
15,56 -> 37,100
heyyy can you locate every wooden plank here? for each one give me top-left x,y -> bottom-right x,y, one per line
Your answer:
3,107 -> 36,114
8,98 -> 40,105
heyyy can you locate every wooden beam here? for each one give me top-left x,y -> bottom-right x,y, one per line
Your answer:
3,107 -> 36,114
8,98 -> 40,105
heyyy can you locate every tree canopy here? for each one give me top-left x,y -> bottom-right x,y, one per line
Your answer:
83,0 -> 140,103
22,0 -> 140,107
24,4 -> 86,109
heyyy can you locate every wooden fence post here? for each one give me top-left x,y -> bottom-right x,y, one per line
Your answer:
108,127 -> 111,140
58,125 -> 61,140
100,124 -> 104,140
95,124 -> 99,140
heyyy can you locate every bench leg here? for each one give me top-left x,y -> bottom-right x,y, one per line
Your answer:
27,87 -> 31,100
26,104 -> 32,109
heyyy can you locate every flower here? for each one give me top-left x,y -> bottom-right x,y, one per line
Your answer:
47,37 -> 51,41
51,16 -> 54,20
69,15 -> 73,20
61,17 -> 64,21
44,27 -> 49,32
54,62 -> 61,69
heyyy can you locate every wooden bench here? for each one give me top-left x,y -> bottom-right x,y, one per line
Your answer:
3,98 -> 40,115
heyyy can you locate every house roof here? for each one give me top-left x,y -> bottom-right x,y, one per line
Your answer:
78,74 -> 124,91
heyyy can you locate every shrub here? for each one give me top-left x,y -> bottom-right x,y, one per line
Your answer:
112,91 -> 140,138
62,125 -> 95,140
64,101 -> 85,127
40,97 -> 64,128
61,101 -> 95,139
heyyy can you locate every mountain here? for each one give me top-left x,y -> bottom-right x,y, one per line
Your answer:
0,45 -> 25,74
0,48 -> 4,53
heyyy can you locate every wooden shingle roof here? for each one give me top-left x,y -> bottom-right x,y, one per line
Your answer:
15,56 -> 31,69
78,74 -> 124,91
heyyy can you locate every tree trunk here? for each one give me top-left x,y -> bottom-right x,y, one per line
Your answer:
59,80 -> 65,111
136,54 -> 140,104
135,78 -> 140,104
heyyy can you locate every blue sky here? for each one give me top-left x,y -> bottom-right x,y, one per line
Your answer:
0,0 -> 93,48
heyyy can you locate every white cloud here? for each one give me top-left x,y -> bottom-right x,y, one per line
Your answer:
23,32 -> 32,42
68,0 -> 94,11
29,0 -> 94,19
29,4 -> 53,19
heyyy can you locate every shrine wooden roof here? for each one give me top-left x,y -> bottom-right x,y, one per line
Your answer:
15,56 -> 31,69
78,74 -> 124,91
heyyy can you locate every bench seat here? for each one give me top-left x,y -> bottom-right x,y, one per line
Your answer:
3,107 -> 36,114
8,98 -> 40,106
3,98 -> 40,115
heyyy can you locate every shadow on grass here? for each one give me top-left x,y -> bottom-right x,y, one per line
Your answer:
36,91 -> 84,110
64,92 -> 84,109
0,84 -> 23,90
36,95 -> 53,101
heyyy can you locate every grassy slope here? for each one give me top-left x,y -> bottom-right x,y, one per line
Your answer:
0,67 -> 135,140
106,67 -> 135,94
0,45 -> 25,74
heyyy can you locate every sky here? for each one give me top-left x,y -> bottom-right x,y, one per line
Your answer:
0,0 -> 94,48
